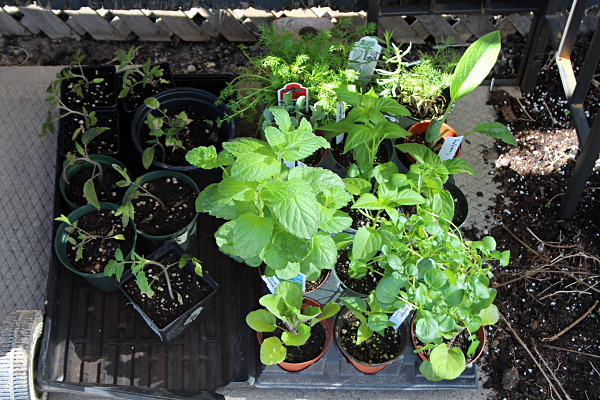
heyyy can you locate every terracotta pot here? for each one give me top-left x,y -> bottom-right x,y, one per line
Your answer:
410,315 -> 486,367
334,306 -> 409,374
399,120 -> 462,165
256,297 -> 333,372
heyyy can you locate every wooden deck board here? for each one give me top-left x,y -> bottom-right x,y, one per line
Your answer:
111,10 -> 172,42
65,7 -> 119,41
152,10 -> 211,42
378,16 -> 425,44
416,14 -> 466,44
19,6 -> 79,39
0,8 -> 31,36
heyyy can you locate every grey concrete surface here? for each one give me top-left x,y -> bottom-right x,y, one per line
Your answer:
0,66 -> 502,400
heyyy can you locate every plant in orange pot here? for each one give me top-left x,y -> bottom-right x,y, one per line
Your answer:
246,281 -> 339,371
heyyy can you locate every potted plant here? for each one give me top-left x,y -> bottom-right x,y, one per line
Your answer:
54,202 -> 137,291
216,19 -> 376,127
185,107 -> 352,281
105,241 -> 218,343
116,46 -> 174,112
246,281 -> 339,371
130,88 -> 236,179
394,31 -> 516,165
115,167 -> 199,252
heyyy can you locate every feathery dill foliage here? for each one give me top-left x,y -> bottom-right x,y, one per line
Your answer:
217,18 -> 376,126
375,33 -> 460,119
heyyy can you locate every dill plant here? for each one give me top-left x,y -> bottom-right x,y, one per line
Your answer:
217,19 -> 376,127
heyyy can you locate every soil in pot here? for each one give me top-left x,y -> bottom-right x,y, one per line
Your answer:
335,248 -> 383,294
142,109 -> 225,167
64,166 -> 126,208
300,147 -> 326,167
120,64 -> 173,111
65,208 -> 135,274
61,112 -> 118,155
341,198 -> 374,231
304,268 -> 329,293
61,66 -> 116,109
121,250 -> 214,329
330,139 -> 389,169
262,318 -> 327,363
338,311 -> 404,365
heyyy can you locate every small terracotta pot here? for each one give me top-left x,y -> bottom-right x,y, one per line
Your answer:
256,297 -> 333,372
410,315 -> 486,367
399,120 -> 461,165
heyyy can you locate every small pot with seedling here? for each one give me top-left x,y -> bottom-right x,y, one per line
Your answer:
246,281 -> 339,371
116,46 -> 175,112
106,241 -> 218,343
54,202 -> 137,291
116,167 -> 199,253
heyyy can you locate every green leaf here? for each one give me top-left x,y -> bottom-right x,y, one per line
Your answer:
231,151 -> 281,182
429,344 -> 466,380
186,146 -> 233,169
333,232 -> 353,250
444,288 -> 465,307
352,193 -> 384,210
356,323 -> 373,345
246,309 -> 277,332
319,208 -> 352,233
144,97 -> 160,109
268,193 -> 320,239
415,317 -> 440,344
467,339 -> 481,356
351,226 -> 381,261
282,323 -> 310,346
472,122 -> 516,145
375,96 -> 411,116
142,147 -> 155,169
367,312 -> 392,333
442,158 -> 476,175
394,189 -> 425,206
423,268 -> 448,289
317,302 -> 340,322
419,361 -> 444,381
233,213 -> 273,258
375,277 -> 400,303
83,179 -> 100,210
450,30 -> 501,101
269,106 -> 291,132
260,336 -> 286,365
478,304 -> 500,326
274,281 -> 303,309
343,178 -> 372,196
306,231 -> 337,270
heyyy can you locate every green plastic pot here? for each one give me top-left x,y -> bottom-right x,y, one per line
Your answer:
59,155 -> 127,211
54,202 -> 137,292
122,170 -> 199,253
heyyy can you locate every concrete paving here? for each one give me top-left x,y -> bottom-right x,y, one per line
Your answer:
0,66 -> 505,400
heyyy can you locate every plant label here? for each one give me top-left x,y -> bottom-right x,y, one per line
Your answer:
262,273 -> 306,293
389,304 -> 413,329
349,36 -> 382,77
284,160 -> 308,169
438,136 -> 463,161
278,83 -> 309,113
336,101 -> 345,121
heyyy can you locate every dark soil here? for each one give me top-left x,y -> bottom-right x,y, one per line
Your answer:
64,163 -> 127,207
61,66 -> 117,109
122,250 -> 214,329
300,147 -> 327,167
263,318 -> 327,363
341,201 -> 373,231
61,111 -> 119,155
119,63 -> 174,112
66,208 -> 135,274
331,138 -> 390,169
334,248 -> 383,295
131,175 -> 196,237
304,269 -> 330,293
338,310 -> 404,365
142,109 -> 223,167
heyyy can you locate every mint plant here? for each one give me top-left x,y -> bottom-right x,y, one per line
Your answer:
246,281 -> 339,365
117,46 -> 170,99
141,97 -> 192,169
186,106 -> 352,280
55,214 -> 125,262
105,248 -> 202,303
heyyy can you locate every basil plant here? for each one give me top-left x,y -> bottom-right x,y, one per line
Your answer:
186,107 -> 353,280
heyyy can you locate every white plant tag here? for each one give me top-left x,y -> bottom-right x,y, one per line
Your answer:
336,101 -> 345,121
389,304 -> 413,329
284,160 -> 296,169
261,273 -> 306,293
349,36 -> 382,77
262,275 -> 281,294
297,161 -> 307,168
438,136 -> 464,161
335,134 -> 345,145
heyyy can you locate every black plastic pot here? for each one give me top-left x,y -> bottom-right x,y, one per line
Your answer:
322,138 -> 395,178
118,62 -> 175,113
130,87 -> 236,188
117,241 -> 219,343
59,65 -> 118,110
58,109 -> 120,157
443,181 -> 469,229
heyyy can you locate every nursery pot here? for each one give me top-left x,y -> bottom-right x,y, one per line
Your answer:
59,109 -> 120,157
443,181 -> 469,229
118,62 -> 175,113
54,202 -> 137,292
334,305 -> 410,374
117,241 -> 219,344
122,170 -> 199,253
410,315 -> 486,367
398,120 -> 462,166
331,248 -> 382,296
130,87 -> 236,187
256,297 -> 334,372
60,65 -> 118,110
59,155 -> 127,211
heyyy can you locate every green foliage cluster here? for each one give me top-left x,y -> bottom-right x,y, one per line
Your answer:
217,19 -> 376,126
117,46 -> 170,99
186,107 -> 351,281
246,281 -> 339,365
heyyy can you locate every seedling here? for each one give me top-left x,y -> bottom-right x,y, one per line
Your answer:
117,46 -> 170,99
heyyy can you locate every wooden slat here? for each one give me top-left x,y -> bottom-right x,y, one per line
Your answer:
409,20 -> 432,41
65,16 -> 86,36
111,10 -> 172,42
494,16 -> 518,37
199,8 -> 256,42
151,10 -> 210,41
506,13 -> 532,37
415,14 -> 466,43
457,14 -> 496,38
194,7 -> 225,39
281,9 -> 316,18
18,6 -> 79,39
0,8 -> 30,36
378,16 -> 425,44
65,7 -> 119,41
232,7 -> 275,34
451,20 -> 475,42
108,15 -> 133,41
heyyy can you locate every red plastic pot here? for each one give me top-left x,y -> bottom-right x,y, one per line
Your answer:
399,120 -> 462,165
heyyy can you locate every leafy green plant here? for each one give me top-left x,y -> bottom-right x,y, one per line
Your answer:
185,106 -> 352,280
375,33 -> 460,120
141,97 -> 192,169
55,214 -> 125,262
246,281 -> 339,365
319,85 -> 411,177
105,248 -> 202,303
261,93 -> 325,132
117,46 -> 170,99
217,19 -> 376,127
